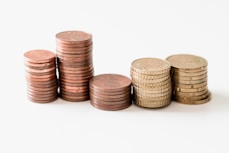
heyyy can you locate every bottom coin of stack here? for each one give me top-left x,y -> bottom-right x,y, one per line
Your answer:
131,58 -> 172,108
89,74 -> 132,111
166,54 -> 211,104
24,50 -> 58,103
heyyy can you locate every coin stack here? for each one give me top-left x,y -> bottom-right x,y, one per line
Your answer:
166,54 -> 211,104
24,50 -> 58,103
56,31 -> 94,102
131,58 -> 172,108
89,74 -> 132,111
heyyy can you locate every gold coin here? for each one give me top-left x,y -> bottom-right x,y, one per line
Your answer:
130,69 -> 170,79
166,54 -> 208,70
172,69 -> 207,77
173,81 -> 207,89
131,74 -> 170,84
134,89 -> 172,98
174,92 -> 211,104
134,94 -> 171,101
173,86 -> 207,92
172,73 -> 207,81
174,77 -> 207,85
131,58 -> 171,75
174,91 -> 210,101
173,89 -> 208,97
134,98 -> 171,108
133,81 -> 171,90
133,84 -> 171,94
132,77 -> 171,88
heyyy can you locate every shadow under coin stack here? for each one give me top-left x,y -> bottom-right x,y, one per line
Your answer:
166,54 -> 211,104
56,31 -> 94,102
89,74 -> 132,111
131,58 -> 172,108
24,50 -> 58,103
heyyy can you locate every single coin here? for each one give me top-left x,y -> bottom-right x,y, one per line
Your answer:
132,77 -> 171,88
173,91 -> 210,101
27,96 -> 57,103
173,89 -> 208,97
172,69 -> 207,77
56,31 -> 92,44
90,74 -> 131,92
134,98 -> 171,108
130,70 -> 170,80
174,77 -> 207,85
173,86 -> 207,92
166,54 -> 207,70
90,100 -> 131,111
90,91 -> 130,102
60,94 -> 89,102
24,50 -> 56,63
174,92 -> 211,104
172,81 -> 207,89
172,73 -> 207,81
90,86 -> 130,96
131,58 -> 171,75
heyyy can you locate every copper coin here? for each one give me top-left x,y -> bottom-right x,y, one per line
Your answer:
25,66 -> 56,73
56,42 -> 93,50
89,86 -> 130,96
56,31 -> 92,44
90,91 -> 130,102
90,74 -> 131,92
27,96 -> 57,103
25,61 -> 56,70
60,94 -> 89,102
24,50 -> 56,63
90,101 -> 131,111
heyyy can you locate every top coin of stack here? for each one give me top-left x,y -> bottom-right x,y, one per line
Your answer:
56,31 -> 94,102
24,50 -> 58,103
166,54 -> 211,104
89,74 -> 132,111
131,58 -> 172,108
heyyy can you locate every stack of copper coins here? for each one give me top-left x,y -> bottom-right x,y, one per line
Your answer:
56,31 -> 94,102
89,74 -> 132,111
24,50 -> 58,103
131,58 -> 172,108
166,54 -> 211,104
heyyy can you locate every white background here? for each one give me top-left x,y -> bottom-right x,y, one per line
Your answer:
0,0 -> 229,153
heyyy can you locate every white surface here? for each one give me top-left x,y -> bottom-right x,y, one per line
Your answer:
0,0 -> 229,153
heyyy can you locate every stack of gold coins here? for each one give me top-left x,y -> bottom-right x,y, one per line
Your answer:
24,50 -> 58,103
56,31 -> 94,102
131,58 -> 172,108
166,54 -> 211,104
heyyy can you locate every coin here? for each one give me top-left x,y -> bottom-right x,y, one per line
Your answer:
24,50 -> 58,103
131,58 -> 172,108
131,58 -> 171,75
56,30 -> 94,102
89,74 -> 132,111
166,54 -> 208,70
174,92 -> 211,104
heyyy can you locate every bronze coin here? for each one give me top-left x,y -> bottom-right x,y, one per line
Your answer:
90,95 -> 131,105
90,74 -> 131,92
89,86 -> 130,96
90,101 -> 131,111
90,91 -> 130,102
24,50 -> 56,63
27,95 -> 58,103
25,66 -> 56,73
56,42 -> 93,50
60,94 -> 89,102
56,31 -> 92,44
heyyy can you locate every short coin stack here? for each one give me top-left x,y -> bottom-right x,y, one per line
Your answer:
166,54 -> 211,104
24,50 -> 58,103
131,58 -> 172,108
56,31 -> 94,102
89,74 -> 132,111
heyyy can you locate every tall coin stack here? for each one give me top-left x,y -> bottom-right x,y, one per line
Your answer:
131,58 -> 172,108
89,74 -> 132,111
56,31 -> 94,102
166,54 -> 211,104
24,50 -> 58,103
